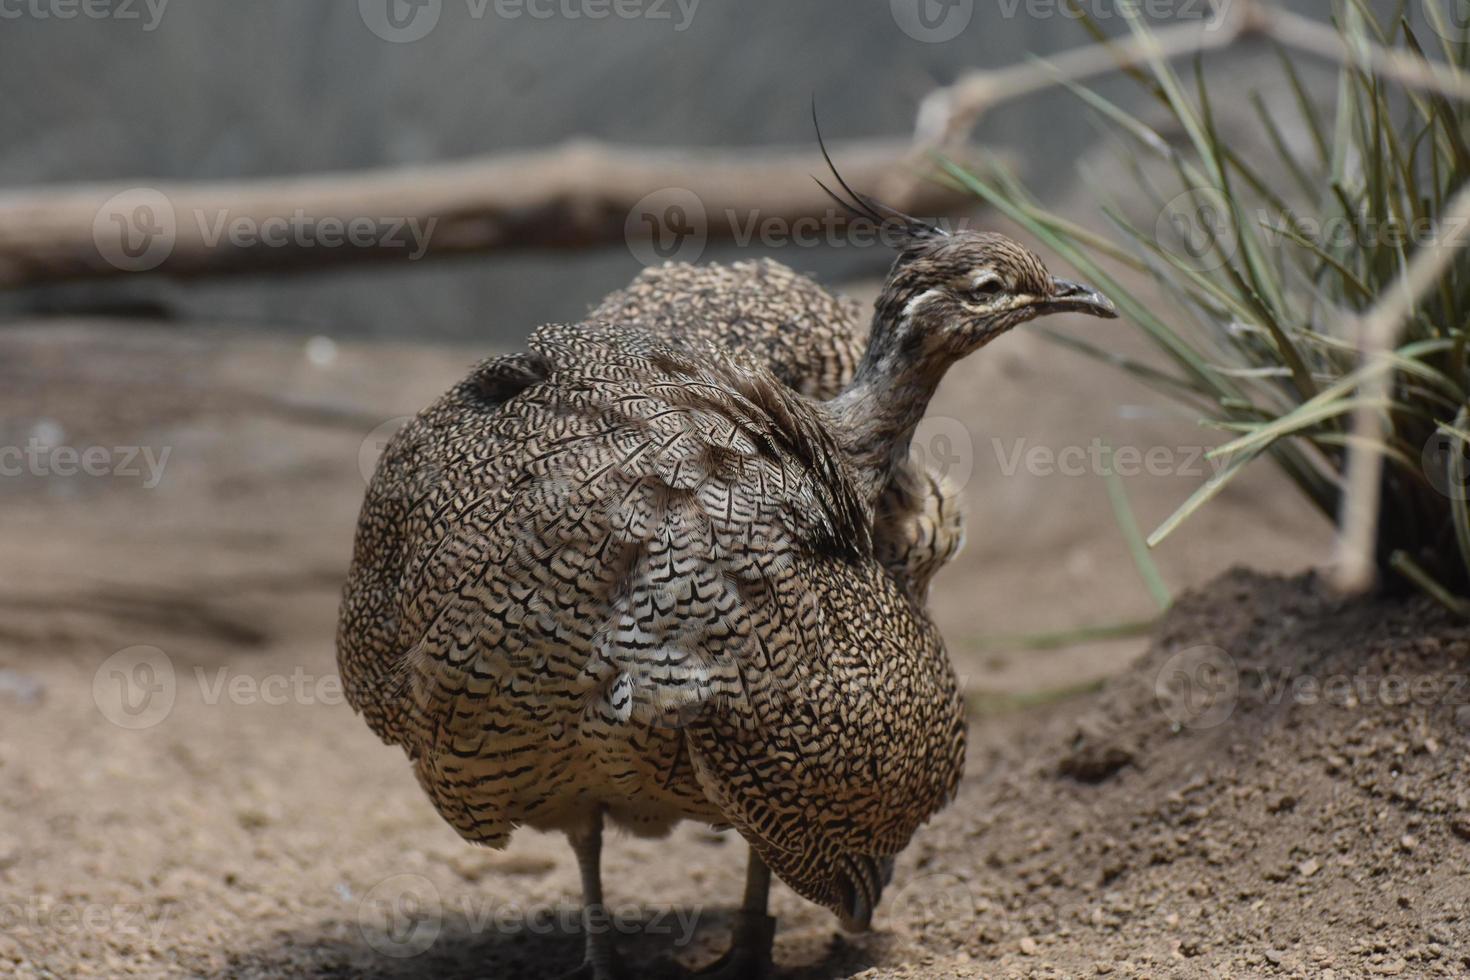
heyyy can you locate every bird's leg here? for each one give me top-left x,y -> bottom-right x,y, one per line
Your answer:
561,808 -> 622,980
695,847 -> 776,979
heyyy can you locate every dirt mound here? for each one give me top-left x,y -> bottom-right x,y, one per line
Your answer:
898,569 -> 1470,978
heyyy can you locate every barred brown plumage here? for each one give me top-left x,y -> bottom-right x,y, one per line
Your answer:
590,258 -> 866,401
338,199 -> 1117,978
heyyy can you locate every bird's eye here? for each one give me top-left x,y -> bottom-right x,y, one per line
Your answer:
967,275 -> 1005,298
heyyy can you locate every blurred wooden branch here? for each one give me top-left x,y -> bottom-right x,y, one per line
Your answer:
914,0 -> 1470,154
913,9 -> 1256,153
0,139 -> 989,287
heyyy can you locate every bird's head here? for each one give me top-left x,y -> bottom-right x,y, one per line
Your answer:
812,117 -> 1117,369
813,112 -> 1119,502
873,226 -> 1118,361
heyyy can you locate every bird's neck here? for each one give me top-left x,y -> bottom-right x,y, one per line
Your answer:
827,295 -> 949,506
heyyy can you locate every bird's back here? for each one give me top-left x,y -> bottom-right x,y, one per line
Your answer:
590,259 -> 867,400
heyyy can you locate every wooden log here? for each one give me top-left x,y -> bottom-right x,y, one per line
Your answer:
0,139 -> 988,287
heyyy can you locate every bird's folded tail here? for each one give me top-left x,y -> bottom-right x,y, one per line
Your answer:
832,852 -> 896,931
684,730 -> 904,931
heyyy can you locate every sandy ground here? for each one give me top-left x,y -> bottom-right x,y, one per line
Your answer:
4,306 -> 1426,979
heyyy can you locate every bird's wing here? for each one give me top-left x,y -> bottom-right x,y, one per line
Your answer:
336,352 -> 551,749
340,321 -> 964,921
589,259 -> 869,399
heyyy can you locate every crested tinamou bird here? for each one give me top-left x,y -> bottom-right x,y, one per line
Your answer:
337,169 -> 1117,979
591,257 -> 965,603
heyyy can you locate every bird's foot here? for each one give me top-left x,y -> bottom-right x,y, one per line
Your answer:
695,911 -> 776,980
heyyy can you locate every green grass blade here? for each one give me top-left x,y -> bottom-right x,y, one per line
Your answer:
1390,551 -> 1470,617
1102,443 -> 1172,610
1146,449 -> 1258,548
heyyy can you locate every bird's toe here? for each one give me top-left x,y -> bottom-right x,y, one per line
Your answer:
694,912 -> 775,980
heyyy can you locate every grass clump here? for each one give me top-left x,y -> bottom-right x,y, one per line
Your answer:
950,1 -> 1470,609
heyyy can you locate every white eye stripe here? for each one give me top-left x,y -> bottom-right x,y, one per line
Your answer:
901,288 -> 945,321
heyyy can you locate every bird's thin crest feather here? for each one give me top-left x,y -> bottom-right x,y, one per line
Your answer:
810,100 -> 949,245
812,175 -> 881,226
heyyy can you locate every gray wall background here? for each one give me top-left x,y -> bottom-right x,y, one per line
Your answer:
0,0 -> 1369,345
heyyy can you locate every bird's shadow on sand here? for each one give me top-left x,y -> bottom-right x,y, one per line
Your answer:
217,904 -> 886,979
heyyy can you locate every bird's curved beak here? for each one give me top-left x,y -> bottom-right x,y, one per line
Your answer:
1035,278 -> 1118,319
